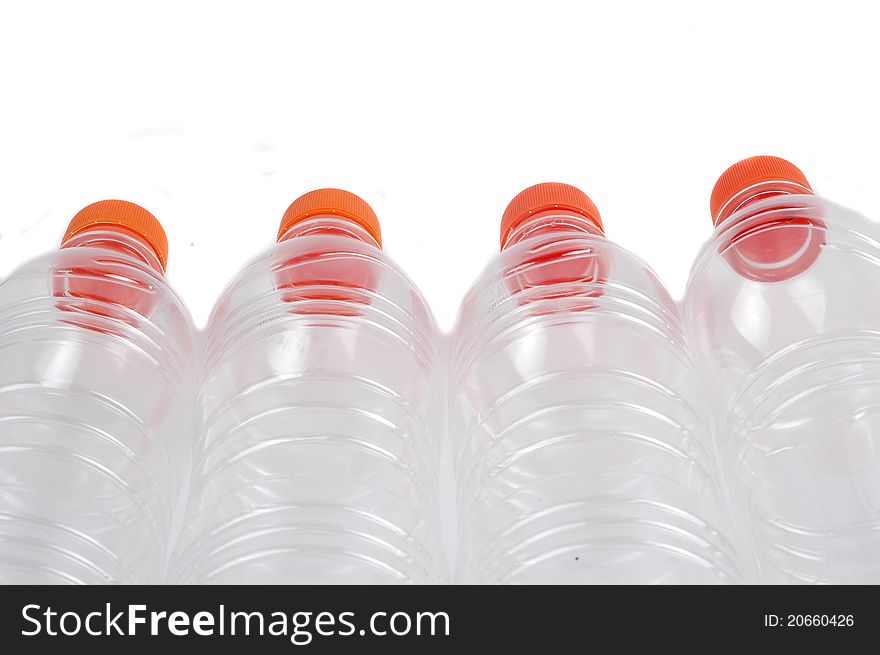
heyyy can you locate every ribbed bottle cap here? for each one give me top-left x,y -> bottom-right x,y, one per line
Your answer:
278,188 -> 382,247
63,200 -> 168,272
710,156 -> 812,225
500,182 -> 603,249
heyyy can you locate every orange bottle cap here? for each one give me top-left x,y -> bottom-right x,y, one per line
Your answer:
710,156 -> 812,225
278,189 -> 382,247
63,200 -> 168,272
500,182 -> 603,248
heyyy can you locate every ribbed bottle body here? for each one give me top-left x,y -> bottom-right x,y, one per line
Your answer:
174,234 -> 446,583
685,195 -> 880,583
0,243 -> 195,583
452,230 -> 741,584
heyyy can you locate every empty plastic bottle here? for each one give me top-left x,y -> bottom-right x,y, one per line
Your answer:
0,200 -> 196,583
173,189 -> 446,584
449,183 -> 742,584
684,156 -> 880,584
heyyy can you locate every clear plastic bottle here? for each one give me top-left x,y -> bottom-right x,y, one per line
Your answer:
0,200 -> 196,583
173,189 -> 446,584
450,183 -> 742,584
684,156 -> 880,584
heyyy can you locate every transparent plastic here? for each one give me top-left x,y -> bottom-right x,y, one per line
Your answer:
0,230 -> 196,583
685,193 -> 880,584
173,218 -> 446,584
450,214 -> 742,584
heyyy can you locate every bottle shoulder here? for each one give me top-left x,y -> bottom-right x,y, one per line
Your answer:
202,235 -> 440,366
454,231 -> 685,348
0,246 -> 196,374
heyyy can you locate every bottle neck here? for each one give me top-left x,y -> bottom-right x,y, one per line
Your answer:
278,215 -> 380,248
61,227 -> 165,273
502,210 -> 604,250
714,180 -> 813,227
711,180 -> 825,283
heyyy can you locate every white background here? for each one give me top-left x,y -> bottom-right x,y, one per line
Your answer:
1,0 -> 878,331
